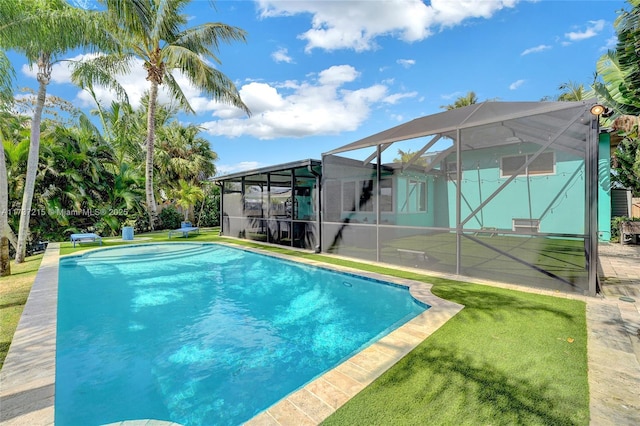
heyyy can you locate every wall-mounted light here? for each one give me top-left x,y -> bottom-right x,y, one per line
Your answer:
590,104 -> 606,116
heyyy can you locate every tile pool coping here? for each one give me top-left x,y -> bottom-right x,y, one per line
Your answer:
0,242 -> 464,425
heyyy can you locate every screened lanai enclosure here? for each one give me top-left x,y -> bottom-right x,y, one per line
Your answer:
216,100 -> 602,296
216,160 -> 322,250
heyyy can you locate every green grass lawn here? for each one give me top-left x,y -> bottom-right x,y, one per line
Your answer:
322,282 -> 588,425
0,253 -> 43,368
4,229 -> 589,424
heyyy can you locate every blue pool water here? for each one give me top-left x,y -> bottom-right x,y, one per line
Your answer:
56,243 -> 427,426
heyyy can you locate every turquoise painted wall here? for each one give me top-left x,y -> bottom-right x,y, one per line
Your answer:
598,133 -> 611,241
440,145 -> 587,234
394,175 -> 435,226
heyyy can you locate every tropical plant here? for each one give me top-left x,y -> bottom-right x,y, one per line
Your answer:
72,0 -> 251,229
556,81 -> 590,101
1,111 -> 31,255
0,0 -> 112,262
155,122 -> 217,192
440,91 -> 479,110
174,179 -> 205,222
593,0 -> 640,117
611,118 -> 640,195
393,148 -> 429,168
593,0 -> 640,192
0,126 -> 9,276
194,183 -> 220,227
158,205 -> 182,230
0,50 -> 14,275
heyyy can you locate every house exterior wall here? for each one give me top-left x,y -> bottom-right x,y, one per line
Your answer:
441,145 -> 586,234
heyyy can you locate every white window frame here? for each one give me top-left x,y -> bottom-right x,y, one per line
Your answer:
500,151 -> 555,178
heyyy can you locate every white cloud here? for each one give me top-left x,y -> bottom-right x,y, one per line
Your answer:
271,47 -> 294,63
441,91 -> 463,100
521,44 -> 551,56
384,91 -> 418,104
565,19 -> 605,42
257,0 -> 520,52
397,59 -> 416,68
201,64 -> 413,140
216,161 -> 264,176
509,79 -> 525,90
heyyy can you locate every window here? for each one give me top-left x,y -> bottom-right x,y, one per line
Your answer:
342,181 -> 356,212
400,179 -> 427,212
501,152 -> 554,177
359,180 -> 374,212
410,180 -> 427,212
380,178 -> 393,212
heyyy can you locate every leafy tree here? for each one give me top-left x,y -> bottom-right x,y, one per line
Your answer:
594,0 -> 640,116
611,116 -> 640,195
194,183 -> 220,227
0,0 -> 112,262
593,0 -> 640,192
72,0 -> 251,229
158,205 -> 182,230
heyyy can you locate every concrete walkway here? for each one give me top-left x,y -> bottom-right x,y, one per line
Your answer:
590,242 -> 640,425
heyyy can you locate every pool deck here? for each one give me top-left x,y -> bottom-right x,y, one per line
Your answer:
0,241 -> 638,425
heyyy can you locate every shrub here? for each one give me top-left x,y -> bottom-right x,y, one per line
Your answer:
159,206 -> 182,230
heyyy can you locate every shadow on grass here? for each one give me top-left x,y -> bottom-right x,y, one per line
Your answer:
379,344 -> 585,425
431,283 -> 581,322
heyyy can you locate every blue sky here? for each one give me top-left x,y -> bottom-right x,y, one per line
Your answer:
8,0 -> 626,175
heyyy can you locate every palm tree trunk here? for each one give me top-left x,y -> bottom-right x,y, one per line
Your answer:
145,80 -> 159,230
15,52 -> 50,263
0,131 -> 10,276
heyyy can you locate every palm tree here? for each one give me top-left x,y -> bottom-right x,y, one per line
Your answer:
0,126 -> 10,276
174,179 -> 204,222
0,48 -> 15,275
557,81 -> 589,102
0,0 -> 112,262
72,0 -> 251,229
441,91 -> 479,110
155,121 -> 218,191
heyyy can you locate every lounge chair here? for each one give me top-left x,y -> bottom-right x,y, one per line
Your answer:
70,233 -> 102,248
168,222 -> 200,238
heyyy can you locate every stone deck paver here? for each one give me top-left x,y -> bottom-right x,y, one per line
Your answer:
0,242 -> 60,426
589,242 -> 640,426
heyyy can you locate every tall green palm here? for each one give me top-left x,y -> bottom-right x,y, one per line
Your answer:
0,122 -> 10,276
0,51 -> 15,275
174,179 -> 204,222
556,81 -> 589,102
440,91 -> 479,110
155,122 -> 217,191
0,0 -> 112,262
72,0 -> 250,229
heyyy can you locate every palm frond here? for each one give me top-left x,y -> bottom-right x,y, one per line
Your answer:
166,46 -> 250,115
71,55 -> 134,104
174,22 -> 248,59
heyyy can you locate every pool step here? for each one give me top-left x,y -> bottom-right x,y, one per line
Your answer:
63,244 -> 218,266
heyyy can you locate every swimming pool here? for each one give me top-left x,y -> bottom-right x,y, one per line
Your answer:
56,243 -> 427,425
